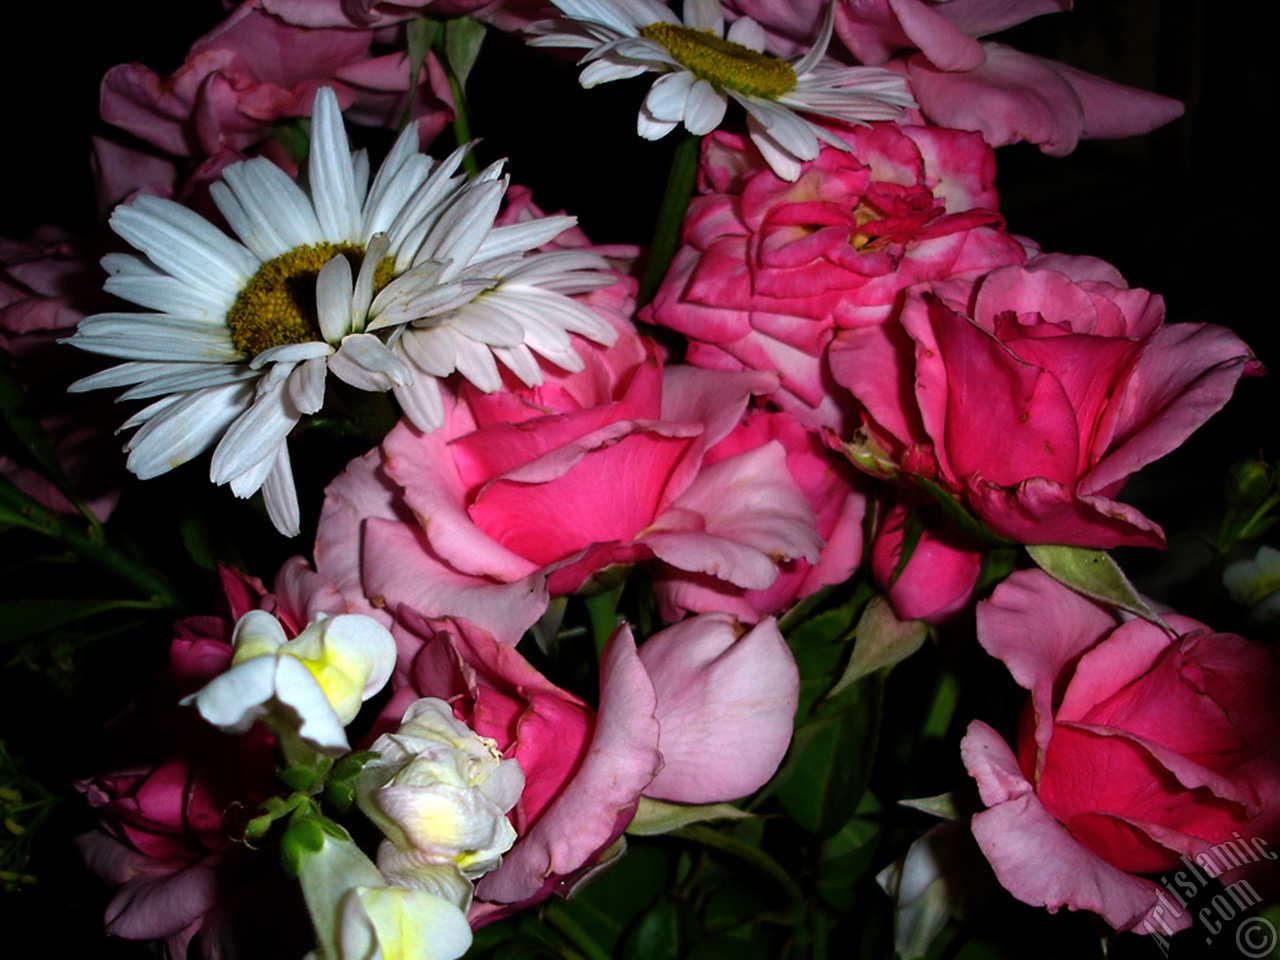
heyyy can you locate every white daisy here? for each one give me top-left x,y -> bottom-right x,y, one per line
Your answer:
527,0 -> 917,181
66,88 -> 618,536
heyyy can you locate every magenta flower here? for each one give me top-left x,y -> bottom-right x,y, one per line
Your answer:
963,569 -> 1280,934
378,607 -> 798,920
831,255 -> 1262,548
645,123 -> 1026,433
317,325 -> 823,642
100,1 -> 456,159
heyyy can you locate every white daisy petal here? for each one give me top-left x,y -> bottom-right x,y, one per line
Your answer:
110,196 -> 254,298
309,87 -> 363,243
329,334 -> 414,392
316,254 -> 356,344
683,79 -> 729,135
644,70 -> 696,122
393,375 -> 445,433
726,16 -> 767,51
68,361 -> 197,393
72,315 -> 244,363
491,344 -> 544,387
580,58 -> 655,87
473,216 -> 576,262
216,159 -> 324,258
685,0 -> 724,35
118,365 -> 260,401
125,383 -> 253,480
288,356 -> 329,415
210,388 -> 300,486
261,447 -> 301,538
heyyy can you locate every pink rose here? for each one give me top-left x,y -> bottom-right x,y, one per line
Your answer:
379,607 -> 799,920
644,123 -> 1026,433
870,497 -> 981,624
317,324 -> 823,642
831,255 -> 1262,549
261,0 -> 535,29
100,2 -> 455,159
653,408 -> 869,623
962,569 -> 1280,934
0,231 -> 125,521
77,561 -> 352,956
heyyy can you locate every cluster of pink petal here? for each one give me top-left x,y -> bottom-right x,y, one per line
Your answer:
645,121 -> 1029,435
720,0 -> 1184,155
963,570 -> 1280,932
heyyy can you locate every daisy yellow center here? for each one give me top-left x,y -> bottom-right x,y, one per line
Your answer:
638,23 -> 796,98
227,243 -> 396,357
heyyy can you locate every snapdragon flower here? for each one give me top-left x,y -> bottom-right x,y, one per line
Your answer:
183,608 -> 396,757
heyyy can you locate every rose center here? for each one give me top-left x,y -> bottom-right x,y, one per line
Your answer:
638,23 -> 796,98
227,243 -> 396,357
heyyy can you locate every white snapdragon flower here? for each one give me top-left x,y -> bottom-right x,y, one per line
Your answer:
184,608 -> 395,756
359,698 -> 525,904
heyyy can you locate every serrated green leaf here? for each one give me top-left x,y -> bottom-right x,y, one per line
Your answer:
826,596 -> 927,699
626,797 -> 752,836
1025,544 -> 1169,630
444,16 -> 486,87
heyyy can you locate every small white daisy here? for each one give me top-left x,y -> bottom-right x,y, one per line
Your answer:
66,88 -> 618,536
527,0 -> 917,181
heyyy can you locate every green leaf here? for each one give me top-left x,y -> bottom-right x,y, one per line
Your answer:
444,16 -> 486,87
909,476 -> 1015,548
777,670 -> 882,837
551,842 -> 670,957
1025,544 -> 1169,630
620,901 -> 682,960
816,792 -> 882,910
785,580 -> 873,721
826,596 -> 927,699
674,825 -> 805,925
0,597 -> 165,644
626,797 -> 752,836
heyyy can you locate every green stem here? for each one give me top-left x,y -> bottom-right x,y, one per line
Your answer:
583,581 -> 625,660
0,477 -> 175,607
920,666 -> 961,743
638,131 -> 701,307
447,72 -> 481,178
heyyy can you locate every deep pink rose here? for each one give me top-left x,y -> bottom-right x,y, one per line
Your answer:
870,497 -> 981,624
100,1 -> 455,159
317,322 -> 824,642
77,561 -> 350,957
645,123 -> 1026,433
380,606 -> 798,921
831,255 -> 1262,549
962,569 -> 1280,934
653,408 -> 869,623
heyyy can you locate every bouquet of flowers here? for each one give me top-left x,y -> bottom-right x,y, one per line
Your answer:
1,1 -> 1277,958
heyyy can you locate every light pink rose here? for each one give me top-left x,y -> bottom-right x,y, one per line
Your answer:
653,409 -> 868,623
379,607 -> 799,920
962,568 -> 1280,934
870,497 -> 982,624
830,255 -> 1262,549
644,123 -> 1026,433
100,1 -> 455,159
317,321 -> 824,642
